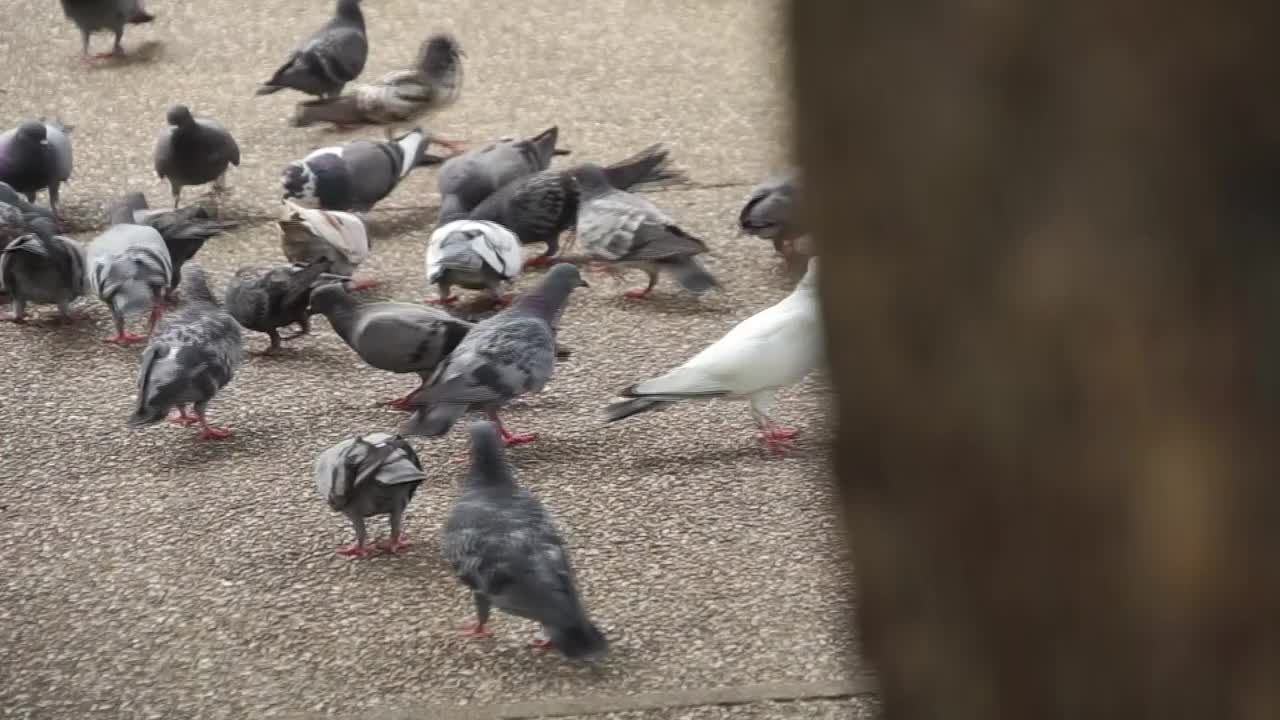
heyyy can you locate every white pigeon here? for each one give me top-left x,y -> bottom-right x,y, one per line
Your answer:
425,219 -> 524,305
277,199 -> 376,289
602,258 -> 822,451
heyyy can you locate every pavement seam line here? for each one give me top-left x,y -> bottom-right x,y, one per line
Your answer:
322,677 -> 879,720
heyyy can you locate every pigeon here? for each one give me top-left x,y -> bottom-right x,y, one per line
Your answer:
277,200 -> 377,289
602,258 -> 821,452
108,191 -> 237,296
256,0 -> 367,99
0,120 -> 74,217
224,260 -> 333,355
87,219 -> 173,344
154,106 -> 241,209
400,263 -> 589,444
129,265 -> 243,440
739,174 -> 804,259
292,32 -> 465,149
314,431 -> 426,558
59,0 -> 155,61
444,421 -> 608,659
425,220 -> 524,306
307,278 -> 473,409
571,164 -> 716,299
281,128 -> 429,213
468,144 -> 687,267
435,126 -> 560,225
0,182 -> 61,240
0,232 -> 86,324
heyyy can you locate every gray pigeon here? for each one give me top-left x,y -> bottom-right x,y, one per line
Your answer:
292,33 -> 465,148
154,106 -> 241,209
307,279 -> 473,408
0,182 -> 61,241
444,421 -> 608,659
0,120 -> 74,217
108,191 -> 238,296
129,265 -> 242,440
425,220 -> 524,306
400,263 -> 589,444
468,144 -> 687,267
87,219 -> 172,344
739,174 -> 803,258
224,260 -> 333,354
281,128 -> 430,213
0,231 -> 86,324
314,431 -> 426,558
256,0 -> 367,99
435,126 -> 560,225
59,0 -> 155,61
572,164 -> 716,299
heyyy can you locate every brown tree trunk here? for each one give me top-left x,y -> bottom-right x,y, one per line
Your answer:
790,1 -> 1280,718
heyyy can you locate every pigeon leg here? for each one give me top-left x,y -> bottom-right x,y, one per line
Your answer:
252,329 -> 284,356
336,517 -> 375,558
381,379 -> 425,411
462,594 -> 494,638
47,184 -> 61,219
378,507 -> 410,554
51,301 -> 78,324
171,182 -> 182,209
489,410 -> 536,446
3,299 -> 28,324
282,316 -> 311,340
79,30 -> 93,62
429,282 -> 458,305
530,636 -> 553,650
193,408 -> 232,440
104,310 -> 145,344
624,270 -> 659,299
168,405 -> 200,426
146,297 -> 165,336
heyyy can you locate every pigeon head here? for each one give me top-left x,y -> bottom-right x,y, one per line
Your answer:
166,105 -> 195,128
281,162 -> 318,201
420,33 -> 463,73
178,264 -> 218,305
509,262 -> 589,322
15,122 -> 47,143
336,0 -> 364,21
464,421 -> 515,490
103,265 -> 157,317
571,164 -> 612,198
306,277 -> 356,316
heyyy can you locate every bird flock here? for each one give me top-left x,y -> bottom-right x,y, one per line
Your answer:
2,0 -> 817,661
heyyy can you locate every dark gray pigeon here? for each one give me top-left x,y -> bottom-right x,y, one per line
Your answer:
87,219 -> 172,344
256,0 -> 367,99
292,33 -> 464,147
399,263 -> 589,444
0,231 -> 86,324
444,421 -> 607,659
468,144 -> 687,267
307,279 -> 473,409
281,128 -> 429,213
154,105 -> 240,210
0,183 -> 61,241
109,191 -> 238,296
224,260 -> 333,354
571,164 -> 716,300
129,265 -> 242,440
314,431 -> 426,558
60,0 -> 154,61
739,173 -> 804,258
434,126 -> 560,225
0,120 -> 74,217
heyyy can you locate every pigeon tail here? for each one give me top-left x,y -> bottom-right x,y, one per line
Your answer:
109,192 -> 150,225
179,265 -> 217,305
603,144 -> 687,192
2,234 -> 48,258
548,620 -> 608,660
666,256 -> 718,293
601,397 -> 671,422
255,85 -> 284,96
291,96 -> 362,128
129,344 -> 169,427
399,402 -> 466,438
529,126 -> 560,168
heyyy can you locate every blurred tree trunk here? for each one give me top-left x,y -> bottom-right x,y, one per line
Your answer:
790,1 -> 1280,718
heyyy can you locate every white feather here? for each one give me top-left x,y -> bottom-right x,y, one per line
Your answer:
303,146 -> 346,163
425,220 -> 524,283
393,130 -> 426,179
282,200 -> 369,267
631,259 -> 822,399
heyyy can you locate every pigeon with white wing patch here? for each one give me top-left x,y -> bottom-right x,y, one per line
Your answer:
281,128 -> 429,213
425,220 -> 524,306
0,231 -> 86,324
315,432 -> 427,558
87,219 -> 173,344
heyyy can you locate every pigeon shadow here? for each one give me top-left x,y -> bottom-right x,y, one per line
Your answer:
601,293 -> 733,317
85,41 -> 165,69
365,206 -> 436,237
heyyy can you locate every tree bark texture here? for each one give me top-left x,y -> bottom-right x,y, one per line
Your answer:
790,1 -> 1280,718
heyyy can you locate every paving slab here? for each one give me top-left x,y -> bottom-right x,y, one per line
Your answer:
0,1 -> 861,718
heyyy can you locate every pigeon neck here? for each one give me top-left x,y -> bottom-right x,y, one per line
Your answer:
322,295 -> 360,342
508,284 -> 572,323
467,433 -> 516,491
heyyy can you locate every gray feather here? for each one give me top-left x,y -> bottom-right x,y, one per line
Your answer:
88,223 -> 172,320
0,233 -> 86,320
283,128 -> 428,212
739,174 -> 800,241
224,261 -> 330,347
257,0 -> 367,98
0,121 -> 73,216
154,107 -> 240,206
434,126 -> 559,224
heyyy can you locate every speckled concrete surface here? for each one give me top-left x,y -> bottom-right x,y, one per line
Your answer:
0,1 -> 860,718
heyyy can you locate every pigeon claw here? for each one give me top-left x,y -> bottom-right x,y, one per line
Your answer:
381,395 -> 417,411
104,332 -> 146,345
335,543 -> 376,559
757,428 -> 799,455
377,537 -> 411,554
462,620 -> 493,639
167,411 -> 200,426
524,255 -> 554,268
623,288 -> 653,300
197,423 -> 232,441
530,637 -> 553,650
500,429 -> 537,446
